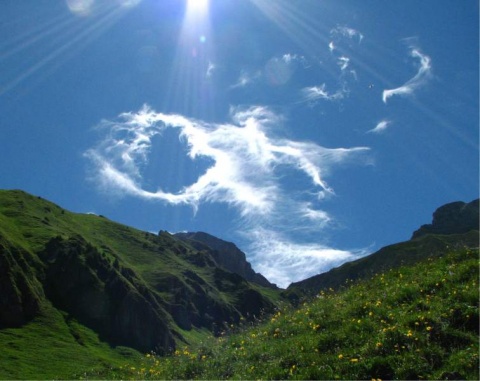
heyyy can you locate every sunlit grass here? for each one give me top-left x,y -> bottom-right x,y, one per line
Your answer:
85,246 -> 479,380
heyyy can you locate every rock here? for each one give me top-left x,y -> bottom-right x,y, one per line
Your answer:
412,199 -> 479,239
39,235 -> 176,353
0,238 -> 43,327
174,232 -> 276,289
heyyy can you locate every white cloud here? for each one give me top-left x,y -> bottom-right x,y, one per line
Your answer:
338,56 -> 350,71
301,84 -> 346,103
331,26 -> 364,43
248,228 -> 367,288
367,119 -> 392,134
230,70 -> 261,89
206,61 -> 216,78
85,105 -> 370,286
382,47 -> 432,103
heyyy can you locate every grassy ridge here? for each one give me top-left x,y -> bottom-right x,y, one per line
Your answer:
90,247 -> 479,380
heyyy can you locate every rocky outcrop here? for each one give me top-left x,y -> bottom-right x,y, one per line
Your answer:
174,232 -> 276,289
39,235 -> 176,353
0,237 -> 44,327
412,199 -> 479,239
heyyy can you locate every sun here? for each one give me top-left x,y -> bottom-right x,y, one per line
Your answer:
187,0 -> 209,12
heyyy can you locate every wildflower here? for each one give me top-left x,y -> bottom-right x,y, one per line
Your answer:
376,342 -> 382,348
338,354 -> 344,359
350,358 -> 359,363
406,330 -> 413,337
426,326 -> 432,331
289,365 -> 297,375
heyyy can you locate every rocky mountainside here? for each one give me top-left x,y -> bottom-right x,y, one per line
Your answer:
412,199 -> 479,239
288,198 -> 479,295
174,231 -> 276,289
0,190 -> 280,355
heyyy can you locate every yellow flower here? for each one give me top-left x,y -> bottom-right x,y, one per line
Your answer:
426,326 -> 432,331
350,358 -> 359,363
338,354 -> 344,359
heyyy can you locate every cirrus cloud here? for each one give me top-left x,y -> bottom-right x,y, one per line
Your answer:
85,105 -> 370,287
382,46 -> 432,103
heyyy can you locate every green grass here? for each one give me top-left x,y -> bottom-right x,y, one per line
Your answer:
87,247 -> 479,380
0,303 -> 138,379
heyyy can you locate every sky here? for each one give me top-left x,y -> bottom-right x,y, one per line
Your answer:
1,0 -> 478,288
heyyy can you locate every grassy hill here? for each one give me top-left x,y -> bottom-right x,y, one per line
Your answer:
0,189 -> 281,379
0,189 -> 478,379
87,247 -> 479,380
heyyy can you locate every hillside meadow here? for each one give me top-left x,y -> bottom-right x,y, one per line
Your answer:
84,247 -> 479,380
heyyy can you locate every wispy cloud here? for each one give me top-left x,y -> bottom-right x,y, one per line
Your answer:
248,228 -> 368,288
330,26 -> 364,44
301,84 -> 347,103
85,105 -> 370,287
206,61 -> 216,78
230,70 -> 261,89
264,53 -> 307,86
367,119 -> 392,134
382,47 -> 432,103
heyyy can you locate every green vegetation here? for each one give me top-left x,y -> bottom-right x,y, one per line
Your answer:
87,247 -> 479,380
0,190 -> 279,379
0,304 -> 139,379
0,190 -> 478,379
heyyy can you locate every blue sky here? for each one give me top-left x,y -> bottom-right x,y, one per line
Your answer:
1,0 -> 478,287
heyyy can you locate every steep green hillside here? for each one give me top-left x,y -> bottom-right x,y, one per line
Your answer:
91,247 -> 479,380
0,189 -> 280,379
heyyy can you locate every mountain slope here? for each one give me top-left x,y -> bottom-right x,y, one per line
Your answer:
91,246 -> 479,380
174,231 -> 276,288
0,189 -> 280,378
288,199 -> 479,295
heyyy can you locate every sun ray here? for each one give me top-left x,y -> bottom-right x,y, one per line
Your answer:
161,0 -> 215,119
0,2 -> 140,99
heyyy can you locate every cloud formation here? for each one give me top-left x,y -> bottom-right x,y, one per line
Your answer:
367,120 -> 392,134
382,47 -> 432,103
330,26 -> 364,45
301,84 -> 346,103
85,105 -> 370,287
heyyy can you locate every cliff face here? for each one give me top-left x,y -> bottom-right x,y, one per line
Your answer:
0,237 -> 43,327
39,235 -> 176,353
174,231 -> 277,289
